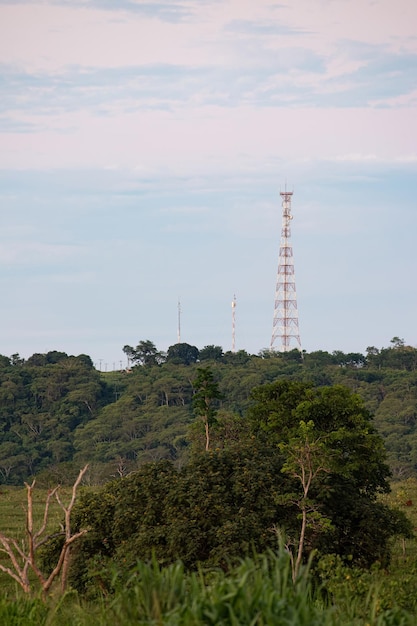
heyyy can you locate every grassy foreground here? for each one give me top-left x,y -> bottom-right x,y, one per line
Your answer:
0,550 -> 416,625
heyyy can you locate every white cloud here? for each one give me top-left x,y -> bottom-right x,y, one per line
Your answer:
2,105 -> 417,171
1,0 -> 416,75
370,89 -> 417,108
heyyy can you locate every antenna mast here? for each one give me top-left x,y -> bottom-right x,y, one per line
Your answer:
231,294 -> 236,352
270,189 -> 302,352
177,299 -> 181,344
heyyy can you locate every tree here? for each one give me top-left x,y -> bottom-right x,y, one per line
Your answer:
10,353 -> 24,366
222,350 -> 251,365
303,350 -> 334,367
199,345 -> 224,361
123,340 -> 163,367
0,465 -> 89,596
26,353 -> 48,367
47,376 -> 414,594
166,343 -> 199,366
391,337 -> 405,349
53,447 -> 288,591
192,368 -> 222,451
0,354 -> 11,368
278,420 -> 331,581
332,351 -> 366,368
45,351 -> 69,364
248,380 -> 411,566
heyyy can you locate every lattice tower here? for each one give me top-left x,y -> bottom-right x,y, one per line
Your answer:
231,294 -> 236,352
177,299 -> 181,344
270,191 -> 302,351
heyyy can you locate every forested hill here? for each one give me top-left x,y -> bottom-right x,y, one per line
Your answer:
0,338 -> 417,485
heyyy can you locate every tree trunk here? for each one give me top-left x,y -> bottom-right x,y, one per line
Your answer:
205,419 -> 210,451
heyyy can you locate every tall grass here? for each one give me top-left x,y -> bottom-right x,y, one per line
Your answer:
106,549 -> 324,626
0,548 -> 415,625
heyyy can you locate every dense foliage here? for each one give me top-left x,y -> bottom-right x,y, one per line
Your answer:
1,337 -> 417,484
35,380 -> 409,595
0,352 -> 109,484
1,342 -> 417,621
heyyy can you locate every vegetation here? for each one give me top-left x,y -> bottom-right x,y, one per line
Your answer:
1,338 -> 417,621
1,541 -> 417,624
192,367 -> 222,451
27,380 -> 402,599
1,338 -> 417,484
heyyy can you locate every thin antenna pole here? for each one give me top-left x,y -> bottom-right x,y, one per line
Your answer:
271,189 -> 302,351
177,299 -> 181,344
231,294 -> 237,352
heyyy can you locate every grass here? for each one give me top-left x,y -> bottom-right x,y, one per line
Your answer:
0,550 -> 415,625
0,485 -> 64,536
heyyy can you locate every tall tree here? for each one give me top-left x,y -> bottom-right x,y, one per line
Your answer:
278,419 -> 331,581
248,380 -> 410,566
193,367 -> 222,451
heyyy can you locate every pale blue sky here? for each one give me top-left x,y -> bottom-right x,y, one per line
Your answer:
0,0 -> 416,366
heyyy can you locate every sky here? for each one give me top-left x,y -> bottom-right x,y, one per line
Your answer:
1,0 -> 417,368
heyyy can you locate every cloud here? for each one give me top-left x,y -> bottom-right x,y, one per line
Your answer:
1,35 -> 415,141
0,0 -> 194,22
78,0 -> 191,21
0,115 -> 39,133
2,103 -> 417,173
0,63 -> 206,118
224,18 -> 309,37
1,0 -> 417,364
324,42 -> 417,106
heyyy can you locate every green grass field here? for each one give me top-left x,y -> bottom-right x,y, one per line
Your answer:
0,484 -> 65,536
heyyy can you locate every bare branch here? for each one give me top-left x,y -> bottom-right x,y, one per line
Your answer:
0,464 -> 89,596
33,486 -> 60,545
43,529 -> 88,594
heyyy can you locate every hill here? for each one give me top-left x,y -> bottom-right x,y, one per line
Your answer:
0,338 -> 417,484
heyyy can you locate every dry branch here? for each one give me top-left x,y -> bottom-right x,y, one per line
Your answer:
0,464 -> 89,596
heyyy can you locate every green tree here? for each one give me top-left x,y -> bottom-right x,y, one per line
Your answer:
192,368 -> 222,451
222,350 -> 251,365
199,345 -> 224,361
248,380 -> 411,566
54,446 -> 288,591
391,336 -> 405,349
166,343 -> 199,366
279,420 -> 331,581
10,353 -> 24,366
123,340 -> 163,367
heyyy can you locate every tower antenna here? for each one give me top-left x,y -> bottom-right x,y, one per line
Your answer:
177,299 -> 181,344
270,189 -> 302,352
231,294 -> 237,352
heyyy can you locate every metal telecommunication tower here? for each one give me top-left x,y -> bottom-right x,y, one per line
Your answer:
270,190 -> 302,351
231,294 -> 236,352
177,299 -> 181,344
